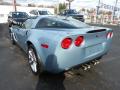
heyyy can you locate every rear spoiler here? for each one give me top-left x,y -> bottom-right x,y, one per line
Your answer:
87,29 -> 106,33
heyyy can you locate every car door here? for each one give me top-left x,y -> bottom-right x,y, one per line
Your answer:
15,24 -> 29,50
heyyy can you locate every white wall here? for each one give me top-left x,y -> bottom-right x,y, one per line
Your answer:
0,5 -> 54,23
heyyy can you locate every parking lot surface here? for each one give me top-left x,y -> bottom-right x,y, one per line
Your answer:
0,23 -> 120,90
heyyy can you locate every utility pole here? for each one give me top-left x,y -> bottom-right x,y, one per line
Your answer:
96,0 -> 101,23
13,0 -> 17,11
66,0 -> 74,9
96,0 -> 101,15
113,0 -> 118,21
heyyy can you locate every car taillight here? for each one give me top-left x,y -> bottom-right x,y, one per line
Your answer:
107,32 -> 113,39
61,38 -> 72,49
74,36 -> 84,47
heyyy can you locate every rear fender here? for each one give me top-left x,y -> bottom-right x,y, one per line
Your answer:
25,38 -> 45,65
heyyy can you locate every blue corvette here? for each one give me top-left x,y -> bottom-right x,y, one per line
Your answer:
9,16 -> 113,75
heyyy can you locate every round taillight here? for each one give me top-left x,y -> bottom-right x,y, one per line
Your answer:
107,32 -> 113,39
74,36 -> 84,47
61,38 -> 72,49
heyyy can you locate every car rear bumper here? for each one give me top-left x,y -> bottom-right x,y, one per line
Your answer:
39,39 -> 112,73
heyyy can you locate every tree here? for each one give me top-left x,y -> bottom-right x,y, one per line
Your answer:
81,8 -> 85,14
28,3 -> 36,7
54,3 -> 67,14
81,8 -> 85,12
66,0 -> 74,9
59,3 -> 67,13
107,11 -> 112,15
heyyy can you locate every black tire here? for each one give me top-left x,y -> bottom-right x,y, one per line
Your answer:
8,22 -> 12,27
28,44 -> 43,75
9,30 -> 15,45
9,24 -> 11,27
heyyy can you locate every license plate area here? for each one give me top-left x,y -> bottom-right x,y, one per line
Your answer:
85,44 -> 103,57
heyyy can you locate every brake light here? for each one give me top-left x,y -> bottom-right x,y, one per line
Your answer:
107,32 -> 113,39
74,36 -> 84,47
61,38 -> 72,49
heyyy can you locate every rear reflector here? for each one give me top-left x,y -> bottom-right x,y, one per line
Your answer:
41,44 -> 49,48
61,38 -> 72,49
107,32 -> 113,39
74,36 -> 84,47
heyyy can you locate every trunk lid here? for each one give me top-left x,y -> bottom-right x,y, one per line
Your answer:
57,26 -> 110,48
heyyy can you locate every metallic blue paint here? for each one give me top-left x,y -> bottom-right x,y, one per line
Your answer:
10,16 -> 113,73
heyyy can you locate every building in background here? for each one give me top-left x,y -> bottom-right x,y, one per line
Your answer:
0,0 -> 55,23
0,0 -> 120,24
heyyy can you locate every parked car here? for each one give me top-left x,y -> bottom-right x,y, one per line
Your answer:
29,10 -> 52,16
59,9 -> 85,22
9,15 -> 113,75
8,11 -> 29,27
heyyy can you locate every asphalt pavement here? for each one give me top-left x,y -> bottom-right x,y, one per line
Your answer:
0,23 -> 120,90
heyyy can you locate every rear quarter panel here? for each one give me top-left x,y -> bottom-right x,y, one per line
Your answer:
26,29 -> 66,67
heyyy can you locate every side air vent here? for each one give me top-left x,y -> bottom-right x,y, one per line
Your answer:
87,29 -> 106,33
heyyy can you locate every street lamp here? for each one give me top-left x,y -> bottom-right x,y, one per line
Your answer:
13,0 -> 17,11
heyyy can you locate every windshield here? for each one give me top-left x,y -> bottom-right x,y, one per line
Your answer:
12,12 -> 28,18
36,16 -> 89,29
38,11 -> 51,15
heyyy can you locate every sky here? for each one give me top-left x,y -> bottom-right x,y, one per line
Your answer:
3,0 -> 120,8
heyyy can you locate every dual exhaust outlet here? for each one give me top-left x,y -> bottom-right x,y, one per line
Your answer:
81,60 -> 100,70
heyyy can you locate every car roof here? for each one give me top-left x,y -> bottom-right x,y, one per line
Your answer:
30,9 -> 49,11
34,15 -> 76,24
10,11 -> 26,13
65,9 -> 76,11
36,15 -> 71,19
26,15 -> 72,28
9,11 -> 27,15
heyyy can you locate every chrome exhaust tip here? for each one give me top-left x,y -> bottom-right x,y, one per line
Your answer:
81,65 -> 88,70
85,64 -> 91,69
91,61 -> 97,65
95,60 -> 100,64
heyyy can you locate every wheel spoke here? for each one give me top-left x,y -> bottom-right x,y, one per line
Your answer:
29,51 -> 34,59
28,49 -> 37,73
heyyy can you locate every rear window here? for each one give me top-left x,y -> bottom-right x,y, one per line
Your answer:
65,10 -> 78,14
35,16 -> 89,29
38,11 -> 51,15
12,12 -> 28,18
